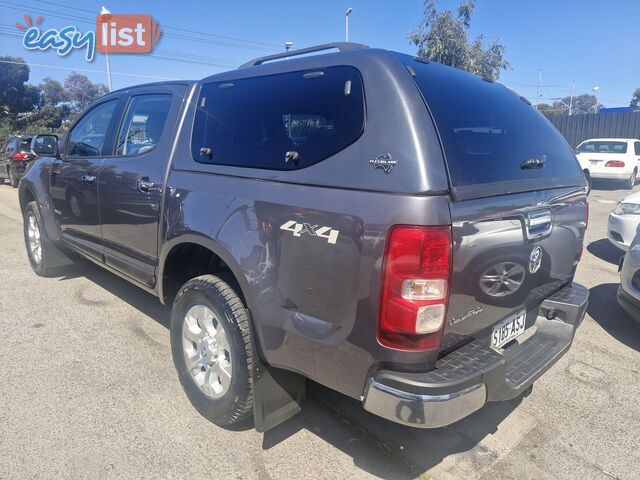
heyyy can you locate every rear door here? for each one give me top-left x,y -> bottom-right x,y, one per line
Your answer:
98,85 -> 185,287
398,55 -> 588,347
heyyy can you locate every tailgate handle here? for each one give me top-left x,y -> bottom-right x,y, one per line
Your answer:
526,209 -> 552,239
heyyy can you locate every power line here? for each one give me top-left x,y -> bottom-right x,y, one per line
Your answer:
30,0 -> 281,48
0,57 -> 178,80
1,1 -> 278,51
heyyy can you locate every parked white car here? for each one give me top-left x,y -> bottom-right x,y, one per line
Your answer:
576,138 -> 640,190
608,191 -> 640,250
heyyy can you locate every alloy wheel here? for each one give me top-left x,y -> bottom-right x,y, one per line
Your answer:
182,304 -> 233,399
27,212 -> 42,265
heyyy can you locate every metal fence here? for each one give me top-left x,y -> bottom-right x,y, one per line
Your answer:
549,111 -> 640,148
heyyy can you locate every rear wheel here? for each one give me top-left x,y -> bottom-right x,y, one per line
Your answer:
626,170 -> 637,190
583,170 -> 591,195
170,274 -> 254,426
8,167 -> 18,188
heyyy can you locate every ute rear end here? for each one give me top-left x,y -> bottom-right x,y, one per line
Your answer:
362,54 -> 589,428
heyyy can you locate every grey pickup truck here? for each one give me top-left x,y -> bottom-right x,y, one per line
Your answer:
19,43 -> 589,431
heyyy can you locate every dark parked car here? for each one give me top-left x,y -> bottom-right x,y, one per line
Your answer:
1,135 -> 35,187
0,134 -> 58,187
18,43 -> 589,432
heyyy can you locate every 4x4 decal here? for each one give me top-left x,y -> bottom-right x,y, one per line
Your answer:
280,220 -> 340,245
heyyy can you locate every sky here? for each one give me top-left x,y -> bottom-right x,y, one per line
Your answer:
0,0 -> 638,107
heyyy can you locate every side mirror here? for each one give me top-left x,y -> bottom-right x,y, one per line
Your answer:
32,134 -> 58,157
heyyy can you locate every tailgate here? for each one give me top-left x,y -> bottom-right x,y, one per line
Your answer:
443,187 -> 587,347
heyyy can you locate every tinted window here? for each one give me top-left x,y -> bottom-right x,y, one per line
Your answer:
191,66 -> 365,170
396,54 -> 582,189
18,138 -> 32,151
67,100 -> 117,157
116,94 -> 172,156
578,141 -> 628,154
635,142 -> 640,156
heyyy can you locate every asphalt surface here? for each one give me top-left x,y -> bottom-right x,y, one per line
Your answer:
0,180 -> 638,480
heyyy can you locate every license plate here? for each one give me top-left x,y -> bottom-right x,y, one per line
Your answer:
491,310 -> 526,349
589,159 -> 603,165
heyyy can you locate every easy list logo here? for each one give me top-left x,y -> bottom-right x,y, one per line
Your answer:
16,12 -> 161,62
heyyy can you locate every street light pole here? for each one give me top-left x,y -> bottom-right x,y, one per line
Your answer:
593,85 -> 600,114
569,81 -> 574,116
345,8 -> 353,42
100,6 -> 113,92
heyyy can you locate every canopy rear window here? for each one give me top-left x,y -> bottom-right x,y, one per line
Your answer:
395,54 -> 584,199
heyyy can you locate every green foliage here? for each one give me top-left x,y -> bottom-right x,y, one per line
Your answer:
40,77 -> 68,106
0,61 -> 108,141
0,56 -> 41,116
408,0 -> 510,81
631,88 -> 640,110
64,72 -> 109,112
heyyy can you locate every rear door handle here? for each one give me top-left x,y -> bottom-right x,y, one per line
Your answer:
82,174 -> 96,185
136,179 -> 160,193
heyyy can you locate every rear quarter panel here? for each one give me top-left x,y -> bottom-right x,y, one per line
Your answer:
161,170 -> 451,399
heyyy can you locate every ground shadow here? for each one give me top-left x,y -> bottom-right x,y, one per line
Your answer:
591,179 -> 634,193
587,283 -> 640,353
587,238 -> 624,266
51,256 -> 523,479
55,255 -> 170,328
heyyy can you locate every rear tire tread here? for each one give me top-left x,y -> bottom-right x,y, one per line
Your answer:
172,275 -> 254,425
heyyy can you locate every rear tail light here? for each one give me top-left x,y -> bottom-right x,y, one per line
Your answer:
11,152 -> 31,161
378,226 -> 452,350
605,160 -> 625,167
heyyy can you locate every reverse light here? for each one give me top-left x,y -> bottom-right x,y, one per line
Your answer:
378,226 -> 452,350
11,152 -> 31,161
605,160 -> 625,167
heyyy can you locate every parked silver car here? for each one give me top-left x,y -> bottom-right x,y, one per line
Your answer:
617,227 -> 640,323
608,191 -> 640,251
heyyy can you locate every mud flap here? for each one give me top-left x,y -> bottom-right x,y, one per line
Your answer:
253,360 -> 305,433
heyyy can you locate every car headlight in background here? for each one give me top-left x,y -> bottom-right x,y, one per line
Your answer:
613,203 -> 640,215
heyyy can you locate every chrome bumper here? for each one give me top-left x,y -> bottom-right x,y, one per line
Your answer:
363,380 -> 486,428
362,282 -> 588,429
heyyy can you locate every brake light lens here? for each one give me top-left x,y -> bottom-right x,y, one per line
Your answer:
378,226 -> 452,350
605,160 -> 625,167
11,152 -> 31,161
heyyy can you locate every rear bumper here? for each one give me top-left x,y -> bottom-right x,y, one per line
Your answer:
10,161 -> 30,177
590,171 -> 631,180
617,285 -> 640,324
363,282 -> 588,428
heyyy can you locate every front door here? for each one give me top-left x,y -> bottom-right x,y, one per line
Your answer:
99,87 -> 183,287
50,98 -> 120,259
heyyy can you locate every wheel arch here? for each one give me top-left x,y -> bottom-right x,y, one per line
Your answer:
159,234 -> 254,311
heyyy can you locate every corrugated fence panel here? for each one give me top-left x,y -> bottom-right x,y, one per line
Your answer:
549,112 -> 640,147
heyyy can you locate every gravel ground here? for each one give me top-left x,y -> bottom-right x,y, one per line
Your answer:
0,180 -> 638,480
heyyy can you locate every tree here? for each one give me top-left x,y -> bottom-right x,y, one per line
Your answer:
408,0 -> 509,81
39,77 -> 68,106
552,94 -> 600,115
631,88 -> 640,110
63,72 -> 108,112
0,56 -> 42,117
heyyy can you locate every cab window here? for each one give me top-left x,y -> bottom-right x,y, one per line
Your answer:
67,100 -> 117,157
115,94 -> 172,156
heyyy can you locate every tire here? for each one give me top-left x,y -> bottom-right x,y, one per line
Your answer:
170,274 -> 254,426
23,201 -> 69,276
8,167 -> 18,188
626,170 -> 637,190
584,171 -> 591,195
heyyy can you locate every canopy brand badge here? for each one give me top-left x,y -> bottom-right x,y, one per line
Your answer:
16,12 -> 161,62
